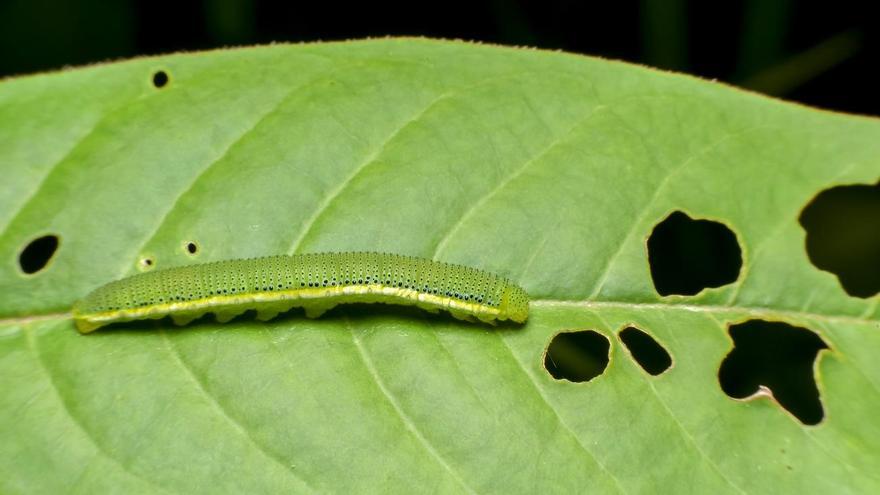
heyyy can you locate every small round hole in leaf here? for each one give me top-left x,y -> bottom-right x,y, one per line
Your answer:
18,234 -> 59,274
619,326 -> 672,376
647,211 -> 742,296
799,182 -> 880,298
152,70 -> 169,88
544,330 -> 610,383
718,320 -> 828,425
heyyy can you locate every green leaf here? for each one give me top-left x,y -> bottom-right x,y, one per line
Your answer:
1,39 -> 878,494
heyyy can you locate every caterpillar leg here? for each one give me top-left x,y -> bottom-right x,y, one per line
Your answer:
476,313 -> 498,325
449,310 -> 476,323
304,303 -> 336,319
256,309 -> 280,321
215,309 -> 245,323
414,299 -> 440,314
171,313 -> 199,326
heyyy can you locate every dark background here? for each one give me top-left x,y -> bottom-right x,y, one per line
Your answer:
2,0 -> 879,116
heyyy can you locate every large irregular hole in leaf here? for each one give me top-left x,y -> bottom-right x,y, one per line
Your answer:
718,320 -> 828,425
799,182 -> 880,298
544,330 -> 610,383
647,210 -> 742,296
618,326 -> 673,376
18,234 -> 59,274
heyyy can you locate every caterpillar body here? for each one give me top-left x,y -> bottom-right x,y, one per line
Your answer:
72,252 -> 530,333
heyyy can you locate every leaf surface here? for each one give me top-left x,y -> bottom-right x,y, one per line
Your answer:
1,39 -> 879,494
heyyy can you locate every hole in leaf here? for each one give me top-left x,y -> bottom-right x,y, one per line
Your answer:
544,330 -> 610,383
619,326 -> 672,376
139,256 -> 155,270
647,211 -> 742,296
18,234 -> 59,274
184,241 -> 199,255
799,182 -> 880,298
718,320 -> 828,425
152,70 -> 169,88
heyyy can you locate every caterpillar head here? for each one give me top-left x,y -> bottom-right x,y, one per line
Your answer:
498,284 -> 529,323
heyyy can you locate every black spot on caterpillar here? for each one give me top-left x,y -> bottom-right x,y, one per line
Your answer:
72,252 -> 530,333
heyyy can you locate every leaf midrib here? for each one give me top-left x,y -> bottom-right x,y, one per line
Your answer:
1,299 -> 875,329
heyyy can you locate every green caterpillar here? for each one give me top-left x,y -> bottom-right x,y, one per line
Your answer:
73,252 -> 530,333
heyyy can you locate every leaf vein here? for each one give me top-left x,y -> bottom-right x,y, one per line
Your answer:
286,69 -> 559,254
588,123 -> 772,298
346,319 -> 477,494
707,315 -> 870,481
531,299 -> 879,327
121,67 -> 347,278
432,105 -> 606,260
0,90 -> 153,238
286,92 -> 450,254
724,159 -> 862,307
494,332 -> 627,494
594,313 -> 746,494
22,325 -> 172,494
160,330 -> 316,493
